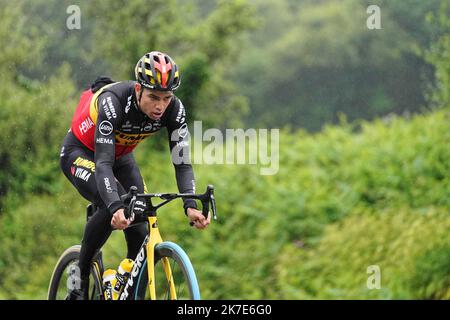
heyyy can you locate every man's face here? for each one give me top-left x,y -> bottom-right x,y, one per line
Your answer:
135,84 -> 173,120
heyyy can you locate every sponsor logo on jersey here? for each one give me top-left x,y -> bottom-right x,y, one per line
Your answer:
153,119 -> 162,130
176,103 -> 186,123
73,167 -> 92,182
99,120 -> 113,136
115,132 -> 153,146
72,157 -> 95,172
125,95 -> 132,114
121,121 -> 133,132
143,123 -> 152,131
104,177 -> 113,193
96,137 -> 114,145
102,97 -> 117,120
79,117 -> 95,135
178,123 -> 188,138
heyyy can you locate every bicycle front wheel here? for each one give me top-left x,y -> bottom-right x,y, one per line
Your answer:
134,241 -> 201,300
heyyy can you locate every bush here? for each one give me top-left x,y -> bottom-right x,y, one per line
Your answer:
276,207 -> 450,299
0,65 -> 76,206
0,107 -> 449,299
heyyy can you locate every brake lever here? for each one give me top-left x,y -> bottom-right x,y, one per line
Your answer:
189,185 -> 216,227
210,192 -> 217,221
127,195 -> 136,222
122,186 -> 138,220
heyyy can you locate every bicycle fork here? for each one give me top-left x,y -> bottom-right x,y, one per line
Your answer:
146,216 -> 177,300
119,217 -> 177,300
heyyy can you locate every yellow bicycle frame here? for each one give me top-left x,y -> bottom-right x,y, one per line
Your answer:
145,216 -> 177,300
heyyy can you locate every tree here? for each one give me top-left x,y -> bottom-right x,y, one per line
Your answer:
232,0 -> 443,131
0,1 -> 76,209
87,0 -> 256,128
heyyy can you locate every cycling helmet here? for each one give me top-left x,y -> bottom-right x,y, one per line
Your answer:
135,51 -> 180,91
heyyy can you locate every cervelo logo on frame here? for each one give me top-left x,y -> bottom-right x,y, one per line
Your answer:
120,245 -> 146,300
99,120 -> 113,136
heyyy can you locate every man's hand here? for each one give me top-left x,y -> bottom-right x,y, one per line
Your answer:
187,208 -> 210,230
111,208 -> 130,230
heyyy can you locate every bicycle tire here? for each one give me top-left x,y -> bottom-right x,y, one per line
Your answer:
134,241 -> 201,300
47,245 -> 103,300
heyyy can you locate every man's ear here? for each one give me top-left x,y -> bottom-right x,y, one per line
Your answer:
135,82 -> 142,94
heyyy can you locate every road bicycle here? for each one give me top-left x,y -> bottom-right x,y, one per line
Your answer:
47,185 -> 216,300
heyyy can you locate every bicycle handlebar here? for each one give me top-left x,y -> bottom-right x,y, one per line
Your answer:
120,185 -> 217,226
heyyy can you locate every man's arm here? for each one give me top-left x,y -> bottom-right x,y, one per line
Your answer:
167,99 -> 198,214
94,92 -> 124,214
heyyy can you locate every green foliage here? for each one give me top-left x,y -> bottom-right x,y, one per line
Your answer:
0,106 -> 449,299
276,208 -> 450,299
117,108 -> 450,299
18,0 -> 255,129
87,0 -> 189,78
0,1 -> 77,206
0,0 -> 448,300
0,0 -> 256,203
0,1 -> 44,75
0,65 -> 76,202
0,188 -> 85,299
423,0 -> 450,108
234,0 -> 443,130
85,0 -> 255,128
12,0 -> 448,131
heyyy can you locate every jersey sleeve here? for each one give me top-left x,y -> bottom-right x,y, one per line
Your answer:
94,92 -> 124,215
166,99 -> 198,213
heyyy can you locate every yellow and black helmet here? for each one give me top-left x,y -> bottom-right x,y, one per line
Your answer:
135,51 -> 181,91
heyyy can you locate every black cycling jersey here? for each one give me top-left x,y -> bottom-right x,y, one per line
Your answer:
69,79 -> 197,215
60,77 -> 198,288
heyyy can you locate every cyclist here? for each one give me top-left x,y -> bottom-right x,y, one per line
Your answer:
59,51 -> 210,300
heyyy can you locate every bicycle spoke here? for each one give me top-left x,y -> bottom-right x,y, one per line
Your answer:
159,257 -> 183,300
171,258 -> 177,299
165,258 -> 176,299
170,257 -> 187,299
172,260 -> 180,299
